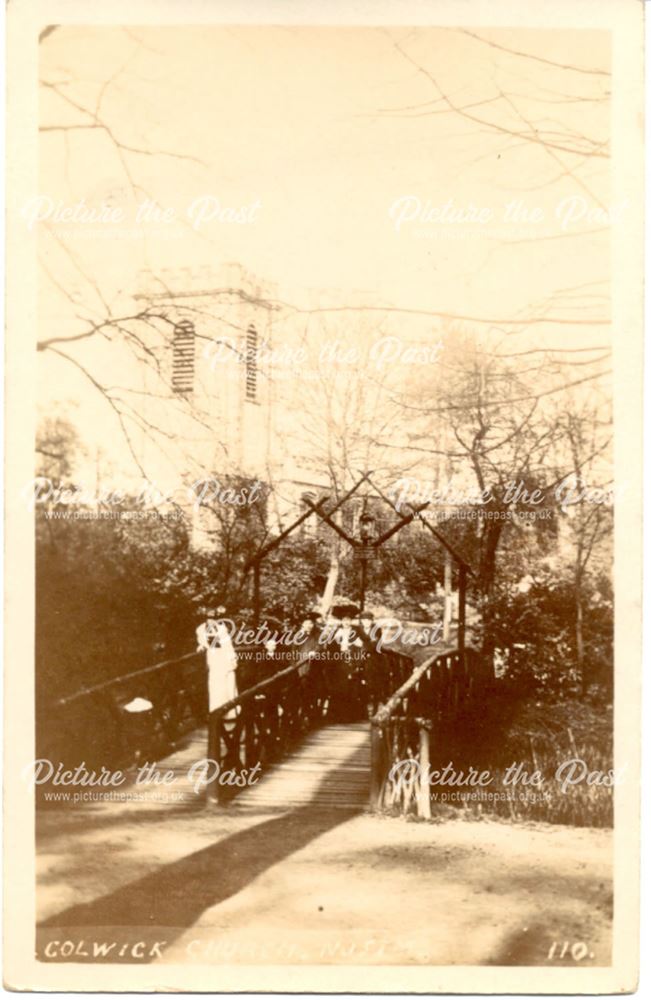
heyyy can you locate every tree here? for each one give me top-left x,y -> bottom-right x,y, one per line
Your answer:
36,415 -> 82,482
551,393 -> 613,693
387,327 -> 607,590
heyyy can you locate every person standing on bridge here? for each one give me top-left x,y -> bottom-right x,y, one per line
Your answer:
331,615 -> 364,721
297,608 -> 321,678
196,607 -> 239,720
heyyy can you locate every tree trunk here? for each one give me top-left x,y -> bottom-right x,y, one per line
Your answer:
478,518 -> 504,599
319,547 -> 339,616
576,591 -> 587,695
478,518 -> 504,661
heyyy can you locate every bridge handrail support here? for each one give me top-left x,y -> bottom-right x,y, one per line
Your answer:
369,643 -> 481,816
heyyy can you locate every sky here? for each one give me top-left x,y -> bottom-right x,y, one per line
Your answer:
36,25 -> 612,482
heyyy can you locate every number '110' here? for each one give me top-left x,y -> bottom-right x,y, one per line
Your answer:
547,940 -> 590,961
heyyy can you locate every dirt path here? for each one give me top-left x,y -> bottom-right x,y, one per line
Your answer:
37,802 -> 611,966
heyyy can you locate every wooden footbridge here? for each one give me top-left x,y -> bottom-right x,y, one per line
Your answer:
40,632 -> 493,820
38,469 -> 497,817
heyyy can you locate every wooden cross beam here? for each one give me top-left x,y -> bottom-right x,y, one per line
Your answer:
303,498 -> 359,547
243,495 -> 330,572
368,477 -> 474,575
249,469 -> 374,566
303,480 -> 428,550
243,472 -> 375,622
301,470 -> 377,549
366,476 -> 474,667
370,501 -> 431,547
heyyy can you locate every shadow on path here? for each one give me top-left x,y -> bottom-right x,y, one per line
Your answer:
38,740 -> 366,953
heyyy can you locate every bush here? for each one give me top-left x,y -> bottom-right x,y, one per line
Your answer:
482,575 -> 613,697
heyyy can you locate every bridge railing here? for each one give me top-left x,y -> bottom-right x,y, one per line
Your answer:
40,637 -> 388,792
207,642 -> 417,802
39,642 -> 286,773
369,644 -> 491,817
40,636 -> 476,812
207,650 -> 329,801
39,651 -> 208,773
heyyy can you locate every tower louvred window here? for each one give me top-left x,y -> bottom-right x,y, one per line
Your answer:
245,324 -> 258,401
172,319 -> 195,394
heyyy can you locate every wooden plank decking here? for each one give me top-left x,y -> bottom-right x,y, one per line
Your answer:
111,722 -> 371,812
231,722 -> 370,812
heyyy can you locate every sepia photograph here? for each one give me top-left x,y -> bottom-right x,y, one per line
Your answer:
3,0 -> 643,993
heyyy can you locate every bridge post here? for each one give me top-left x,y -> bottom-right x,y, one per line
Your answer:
443,550 -> 452,642
417,725 -> 431,819
369,723 -> 384,811
207,710 -> 220,802
458,564 -> 467,672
